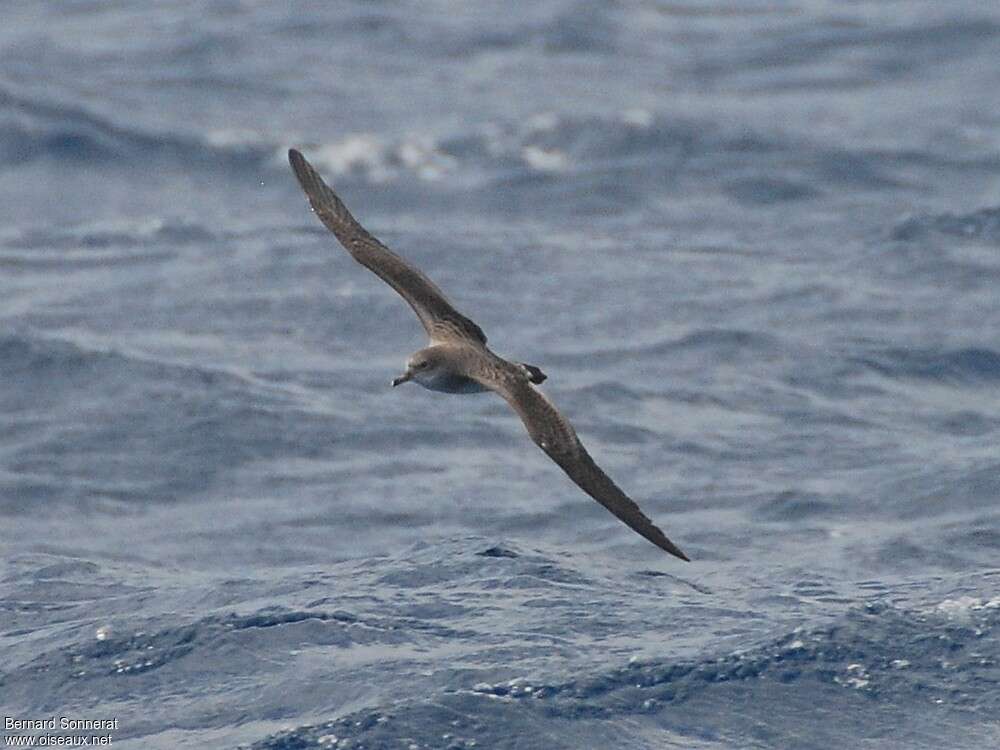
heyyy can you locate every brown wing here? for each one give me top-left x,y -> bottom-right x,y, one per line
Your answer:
481,371 -> 689,561
288,149 -> 487,345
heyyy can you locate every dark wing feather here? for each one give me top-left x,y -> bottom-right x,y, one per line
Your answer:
483,373 -> 689,561
288,149 -> 486,345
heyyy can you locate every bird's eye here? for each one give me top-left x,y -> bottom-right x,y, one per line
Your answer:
416,361 -> 428,369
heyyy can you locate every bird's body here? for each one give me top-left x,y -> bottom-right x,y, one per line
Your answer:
415,367 -> 489,395
288,148 -> 689,561
402,344 -> 490,394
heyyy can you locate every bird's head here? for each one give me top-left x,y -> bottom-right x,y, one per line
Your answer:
392,347 -> 445,388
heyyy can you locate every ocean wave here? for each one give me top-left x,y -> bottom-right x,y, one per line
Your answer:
881,461 -> 1000,523
735,17 -> 1000,86
853,346 -> 1000,383
892,206 -> 1000,244
5,78 -> 948,214
0,332 -> 260,396
1,218 -> 215,251
291,110 -> 786,194
246,595 -> 1000,750
724,176 -> 820,205
546,328 -> 781,367
1,83 -> 701,187
283,1 -> 619,58
296,133 -> 459,184
0,86 -> 273,168
0,217 -> 217,270
753,490 -> 839,522
0,332 -> 349,510
8,545 -> 998,749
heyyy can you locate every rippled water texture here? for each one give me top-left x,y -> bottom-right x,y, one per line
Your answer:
2,2 -> 1000,748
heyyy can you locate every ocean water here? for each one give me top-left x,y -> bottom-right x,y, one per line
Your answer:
3,1 -> 1000,747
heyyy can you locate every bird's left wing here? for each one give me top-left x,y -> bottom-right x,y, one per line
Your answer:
288,149 -> 487,345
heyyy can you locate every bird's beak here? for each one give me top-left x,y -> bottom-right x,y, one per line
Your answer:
391,370 -> 412,387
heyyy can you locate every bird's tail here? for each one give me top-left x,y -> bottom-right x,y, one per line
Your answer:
520,363 -> 547,384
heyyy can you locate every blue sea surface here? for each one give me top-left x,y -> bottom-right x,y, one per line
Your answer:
3,2 -> 1000,748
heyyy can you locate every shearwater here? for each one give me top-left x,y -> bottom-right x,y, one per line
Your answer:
288,148 -> 689,561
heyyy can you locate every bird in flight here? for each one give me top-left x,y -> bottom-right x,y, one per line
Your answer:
288,148 -> 689,561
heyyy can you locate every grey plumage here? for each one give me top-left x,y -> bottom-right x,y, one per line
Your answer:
288,148 -> 689,561
288,149 -> 486,345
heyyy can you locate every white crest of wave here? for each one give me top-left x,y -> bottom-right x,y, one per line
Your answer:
935,595 -> 1000,620
309,134 -> 455,183
521,144 -> 567,172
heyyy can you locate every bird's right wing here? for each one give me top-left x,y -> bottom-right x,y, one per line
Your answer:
481,372 -> 690,561
288,149 -> 487,345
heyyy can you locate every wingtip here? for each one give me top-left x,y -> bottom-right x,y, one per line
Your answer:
659,537 -> 691,562
666,546 -> 691,562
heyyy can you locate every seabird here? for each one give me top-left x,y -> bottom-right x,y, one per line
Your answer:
288,148 -> 689,561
